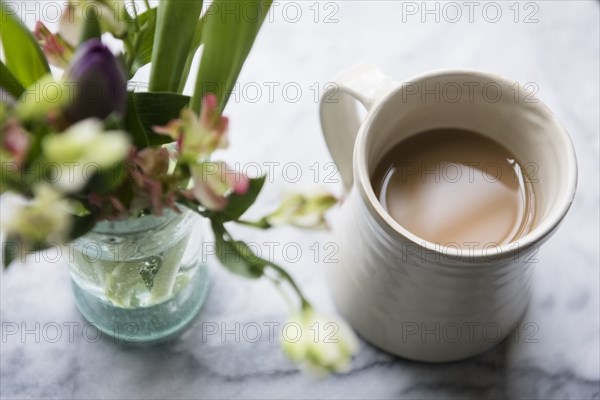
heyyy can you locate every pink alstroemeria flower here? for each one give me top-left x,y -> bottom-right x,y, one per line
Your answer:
135,147 -> 170,179
190,162 -> 250,211
153,94 -> 229,164
130,147 -> 175,216
1,119 -> 31,166
34,22 -> 74,69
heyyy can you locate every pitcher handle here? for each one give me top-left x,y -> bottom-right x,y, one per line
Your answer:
319,65 -> 395,192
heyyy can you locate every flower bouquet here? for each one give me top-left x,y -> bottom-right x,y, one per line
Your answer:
0,0 -> 357,375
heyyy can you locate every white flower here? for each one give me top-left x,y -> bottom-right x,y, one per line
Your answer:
1,184 -> 72,246
281,308 -> 359,377
59,1 -> 127,45
16,74 -> 73,120
42,118 -> 130,192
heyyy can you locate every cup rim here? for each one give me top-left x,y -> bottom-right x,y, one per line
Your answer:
354,68 -> 578,260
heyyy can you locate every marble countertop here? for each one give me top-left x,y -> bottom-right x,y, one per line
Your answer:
1,1 -> 599,399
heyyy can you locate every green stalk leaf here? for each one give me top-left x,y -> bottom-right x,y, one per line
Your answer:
177,20 -> 204,93
148,0 -> 203,93
209,221 -> 309,308
127,7 -> 157,78
123,91 -> 190,149
211,221 -> 265,278
0,61 -> 24,98
79,7 -> 101,44
191,0 -> 272,113
0,2 -> 50,87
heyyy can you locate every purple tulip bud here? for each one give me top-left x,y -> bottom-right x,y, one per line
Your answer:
63,39 -> 126,124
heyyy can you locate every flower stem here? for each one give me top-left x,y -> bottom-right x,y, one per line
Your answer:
220,223 -> 311,311
264,260 -> 311,311
235,218 -> 270,229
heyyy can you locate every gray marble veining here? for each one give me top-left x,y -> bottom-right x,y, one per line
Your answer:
1,1 -> 599,399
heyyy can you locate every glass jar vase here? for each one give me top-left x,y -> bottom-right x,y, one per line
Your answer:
67,208 -> 208,345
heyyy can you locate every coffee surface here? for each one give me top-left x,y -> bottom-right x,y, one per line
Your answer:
371,128 -> 535,248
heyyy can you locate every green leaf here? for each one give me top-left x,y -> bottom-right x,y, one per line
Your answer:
0,164 -> 28,194
68,214 -> 97,240
191,0 -> 272,113
0,3 -> 50,87
219,176 -> 266,221
211,221 -> 265,278
177,19 -> 204,93
127,7 -> 157,77
123,91 -> 189,148
0,61 -> 24,98
3,237 -> 20,268
86,162 -> 127,194
149,0 -> 203,93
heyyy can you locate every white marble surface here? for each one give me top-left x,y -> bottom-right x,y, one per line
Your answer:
1,1 -> 599,399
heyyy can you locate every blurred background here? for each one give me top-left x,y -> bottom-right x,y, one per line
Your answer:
1,1 -> 599,399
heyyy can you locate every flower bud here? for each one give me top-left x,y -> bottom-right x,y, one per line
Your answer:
34,22 -> 74,69
267,189 -> 338,229
63,39 -> 127,124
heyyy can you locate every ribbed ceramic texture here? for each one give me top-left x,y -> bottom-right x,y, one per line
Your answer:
328,192 -> 539,362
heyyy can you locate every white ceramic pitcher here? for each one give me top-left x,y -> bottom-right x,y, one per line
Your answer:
320,65 -> 577,362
